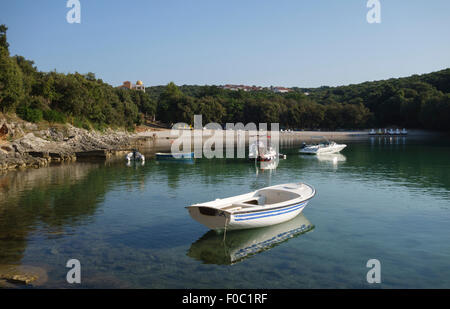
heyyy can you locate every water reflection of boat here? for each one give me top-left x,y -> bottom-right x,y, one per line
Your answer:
300,153 -> 347,166
187,214 -> 314,265
316,153 -> 347,164
126,160 -> 145,167
155,158 -> 194,165
259,159 -> 279,170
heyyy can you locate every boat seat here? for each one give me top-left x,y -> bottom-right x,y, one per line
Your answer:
231,195 -> 266,208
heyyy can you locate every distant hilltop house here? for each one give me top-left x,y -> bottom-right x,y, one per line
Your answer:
220,84 -> 292,93
270,86 -> 292,93
221,84 -> 264,92
118,80 -> 146,92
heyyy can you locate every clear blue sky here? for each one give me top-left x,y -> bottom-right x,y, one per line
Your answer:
1,0 -> 450,88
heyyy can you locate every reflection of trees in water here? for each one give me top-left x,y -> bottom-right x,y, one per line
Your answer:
195,158 -> 255,184
155,141 -> 450,196
153,158 -> 254,189
0,162 -> 148,265
154,160 -> 194,190
345,142 -> 450,193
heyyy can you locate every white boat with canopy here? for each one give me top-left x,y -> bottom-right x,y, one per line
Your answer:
299,137 -> 346,155
248,141 -> 277,161
186,182 -> 316,231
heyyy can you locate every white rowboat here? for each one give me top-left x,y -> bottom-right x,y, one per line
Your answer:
186,182 -> 316,231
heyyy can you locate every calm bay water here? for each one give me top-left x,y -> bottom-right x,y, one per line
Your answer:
1,136 -> 449,288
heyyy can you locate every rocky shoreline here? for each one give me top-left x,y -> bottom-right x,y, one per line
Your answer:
0,117 -> 134,172
2,116 -> 444,173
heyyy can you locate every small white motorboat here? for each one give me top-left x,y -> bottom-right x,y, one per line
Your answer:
299,137 -> 346,155
249,141 -> 277,161
401,128 -> 408,135
186,182 -> 316,231
125,150 -> 145,162
388,128 -> 395,135
369,129 -> 376,135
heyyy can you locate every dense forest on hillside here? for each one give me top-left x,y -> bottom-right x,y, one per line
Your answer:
146,66 -> 450,131
0,25 -> 156,130
293,69 -> 450,131
1,24 -> 449,131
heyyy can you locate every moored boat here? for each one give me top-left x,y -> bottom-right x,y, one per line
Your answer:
125,149 -> 145,162
186,182 -> 316,231
299,137 -> 346,155
156,152 -> 194,160
249,141 -> 278,161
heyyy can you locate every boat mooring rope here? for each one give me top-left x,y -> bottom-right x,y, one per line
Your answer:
223,214 -> 230,242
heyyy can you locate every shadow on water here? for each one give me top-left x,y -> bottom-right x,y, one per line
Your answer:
187,214 -> 314,265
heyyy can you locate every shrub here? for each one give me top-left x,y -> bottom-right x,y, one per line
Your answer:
43,109 -> 65,123
16,106 -> 43,123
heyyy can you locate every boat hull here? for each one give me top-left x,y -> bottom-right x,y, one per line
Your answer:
188,200 -> 309,231
156,152 -> 194,160
125,152 -> 145,161
300,144 -> 346,155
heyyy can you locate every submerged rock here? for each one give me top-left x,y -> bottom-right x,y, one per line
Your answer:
0,265 -> 48,287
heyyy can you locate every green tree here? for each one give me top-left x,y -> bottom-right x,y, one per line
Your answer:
0,26 -> 24,112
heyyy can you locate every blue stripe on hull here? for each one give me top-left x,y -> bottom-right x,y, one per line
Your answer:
233,202 -> 307,221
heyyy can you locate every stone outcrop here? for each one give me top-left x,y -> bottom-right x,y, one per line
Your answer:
0,116 -> 133,172
0,123 -> 9,141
